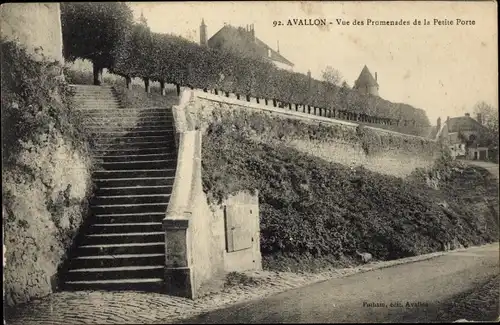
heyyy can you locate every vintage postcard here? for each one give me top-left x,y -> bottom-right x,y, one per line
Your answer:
2,1 -> 498,324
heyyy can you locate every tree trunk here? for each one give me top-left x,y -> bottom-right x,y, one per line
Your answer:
144,78 -> 150,93
160,80 -> 166,96
176,84 -> 181,96
126,76 -> 132,89
93,64 -> 102,86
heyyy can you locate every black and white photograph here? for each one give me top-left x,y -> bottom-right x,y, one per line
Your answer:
1,1 -> 498,323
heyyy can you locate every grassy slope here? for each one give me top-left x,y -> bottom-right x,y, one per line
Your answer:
2,41 -> 94,306
202,121 -> 499,271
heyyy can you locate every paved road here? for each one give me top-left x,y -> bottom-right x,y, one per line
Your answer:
463,160 -> 499,180
177,244 -> 499,323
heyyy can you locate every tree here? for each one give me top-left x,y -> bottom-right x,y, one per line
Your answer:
473,101 -> 498,134
61,2 -> 134,85
321,66 -> 343,86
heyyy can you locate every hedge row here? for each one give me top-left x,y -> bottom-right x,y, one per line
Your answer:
110,23 -> 430,126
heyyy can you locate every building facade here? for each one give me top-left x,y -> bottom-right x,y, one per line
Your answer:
436,113 -> 497,161
200,20 -> 294,71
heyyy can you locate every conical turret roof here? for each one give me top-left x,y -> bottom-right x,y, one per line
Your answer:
354,65 -> 378,88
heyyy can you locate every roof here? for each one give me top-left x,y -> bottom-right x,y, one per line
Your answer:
445,115 -> 496,147
446,115 -> 488,133
207,25 -> 294,67
354,65 -> 379,88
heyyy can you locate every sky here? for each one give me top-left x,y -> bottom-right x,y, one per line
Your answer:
128,1 -> 497,125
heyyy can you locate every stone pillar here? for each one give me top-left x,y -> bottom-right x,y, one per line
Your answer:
163,218 -> 194,298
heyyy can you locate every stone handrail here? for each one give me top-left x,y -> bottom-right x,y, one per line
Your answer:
163,88 -> 200,298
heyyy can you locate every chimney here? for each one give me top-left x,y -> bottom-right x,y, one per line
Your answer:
200,19 -> 207,46
447,116 -> 450,124
477,113 -> 483,124
465,112 -> 470,117
437,117 -> 441,128
375,72 -> 377,81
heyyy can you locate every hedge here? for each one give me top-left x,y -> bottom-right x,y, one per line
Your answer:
110,23 -> 430,126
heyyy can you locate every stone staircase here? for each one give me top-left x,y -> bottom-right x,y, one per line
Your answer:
61,85 -> 176,291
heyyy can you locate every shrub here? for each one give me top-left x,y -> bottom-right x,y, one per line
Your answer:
202,116 -> 498,269
108,20 -> 430,126
2,39 -> 94,306
1,40 -> 91,164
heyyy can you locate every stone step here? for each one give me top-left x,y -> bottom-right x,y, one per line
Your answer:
82,110 -> 171,116
96,185 -> 173,196
88,222 -> 163,234
94,152 -> 176,163
93,176 -> 175,188
71,92 -> 117,97
88,129 -> 175,137
63,278 -> 165,292
91,146 -> 175,156
78,242 -> 164,256
80,107 -> 169,113
72,90 -> 117,94
94,212 -> 166,224
70,253 -> 164,269
83,118 -> 173,127
65,265 -> 164,282
97,159 -> 176,171
82,232 -> 164,245
94,135 -> 173,144
77,106 -> 122,110
91,194 -> 171,205
86,123 -> 173,129
72,98 -> 120,102
84,120 -> 173,129
93,140 -> 175,150
91,202 -> 169,215
73,99 -> 120,103
93,169 -> 176,179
